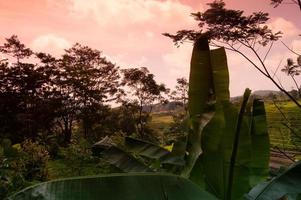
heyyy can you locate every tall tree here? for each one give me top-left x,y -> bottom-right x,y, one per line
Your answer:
0,36 -> 57,142
163,0 -> 301,108
170,77 -> 189,112
121,67 -> 168,138
56,43 -> 120,143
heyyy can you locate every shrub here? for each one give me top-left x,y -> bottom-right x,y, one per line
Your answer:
20,139 -> 50,181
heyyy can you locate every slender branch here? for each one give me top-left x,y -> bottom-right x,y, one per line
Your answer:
247,42 -> 271,77
228,44 -> 269,77
273,58 -> 284,78
274,146 -> 296,162
273,100 -> 301,141
214,39 -> 301,109
290,74 -> 300,95
274,74 -> 286,90
237,42 -> 301,109
263,42 -> 274,63
281,41 -> 301,56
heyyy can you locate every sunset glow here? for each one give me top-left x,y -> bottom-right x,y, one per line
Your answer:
1,0 -> 300,96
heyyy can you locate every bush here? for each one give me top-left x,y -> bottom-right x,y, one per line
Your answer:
20,139 -> 50,181
0,139 -> 27,199
60,138 -> 94,176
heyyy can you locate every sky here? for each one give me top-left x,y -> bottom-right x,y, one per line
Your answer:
0,0 -> 300,96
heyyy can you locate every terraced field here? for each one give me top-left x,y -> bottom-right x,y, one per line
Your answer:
151,101 -> 301,151
265,101 -> 301,150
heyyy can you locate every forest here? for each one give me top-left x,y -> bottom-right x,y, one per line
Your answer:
1,0 -> 301,199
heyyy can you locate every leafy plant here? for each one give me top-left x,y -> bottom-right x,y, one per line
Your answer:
92,37 -> 271,199
0,139 -> 27,199
7,37 -> 301,200
20,139 -> 50,181
245,161 -> 301,200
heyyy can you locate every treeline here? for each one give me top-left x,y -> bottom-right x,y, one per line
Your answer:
0,35 -> 178,146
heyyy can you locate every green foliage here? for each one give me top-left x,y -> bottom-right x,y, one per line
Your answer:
20,139 -> 50,181
60,139 -> 94,176
0,139 -> 41,199
121,67 -> 169,138
91,37 -> 271,200
186,38 -> 270,200
0,35 -> 121,145
4,19 -> 301,200
245,161 -> 301,200
7,174 -> 218,200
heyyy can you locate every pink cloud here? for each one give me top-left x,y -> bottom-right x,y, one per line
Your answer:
30,34 -> 71,56
1,0 -> 300,96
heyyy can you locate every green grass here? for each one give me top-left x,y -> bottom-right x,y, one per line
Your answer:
149,113 -> 173,135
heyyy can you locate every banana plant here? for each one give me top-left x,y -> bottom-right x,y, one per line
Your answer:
92,37 -> 271,199
7,37 -> 301,200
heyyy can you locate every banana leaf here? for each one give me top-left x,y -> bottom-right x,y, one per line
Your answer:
210,47 -> 230,102
244,161 -> 301,200
7,174 -> 218,200
249,99 -> 270,186
97,146 -> 153,172
125,137 -> 185,166
183,36 -> 215,177
198,98 -> 252,200
187,37 -> 253,200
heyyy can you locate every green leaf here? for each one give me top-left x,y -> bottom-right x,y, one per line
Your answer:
183,36 -> 215,177
210,47 -> 230,102
249,99 -> 270,186
8,174 -> 218,200
200,101 -> 250,200
245,161 -> 301,200
227,88 -> 252,200
188,36 -> 213,117
98,146 -> 153,172
125,137 -> 185,166
170,135 -> 187,160
196,92 -> 253,200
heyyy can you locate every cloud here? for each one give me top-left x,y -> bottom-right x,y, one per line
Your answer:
291,40 -> 301,53
30,34 -> 71,56
268,17 -> 299,38
64,0 -> 197,31
162,43 -> 192,77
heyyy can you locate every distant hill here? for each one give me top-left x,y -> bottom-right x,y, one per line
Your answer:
147,90 -> 295,113
230,90 -> 287,102
144,101 -> 184,113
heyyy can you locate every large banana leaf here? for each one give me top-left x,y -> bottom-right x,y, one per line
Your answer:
183,36 -> 215,177
249,99 -> 270,186
187,36 -> 252,200
125,137 -> 185,166
7,174 -> 218,200
186,37 -> 270,200
244,161 -> 301,200
188,36 -> 213,117
210,47 -> 230,102
198,98 -> 252,200
94,145 -> 153,172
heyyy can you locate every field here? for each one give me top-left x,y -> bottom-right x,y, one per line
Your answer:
265,101 -> 301,150
150,101 -> 301,151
